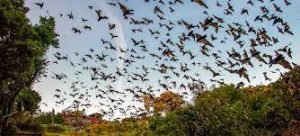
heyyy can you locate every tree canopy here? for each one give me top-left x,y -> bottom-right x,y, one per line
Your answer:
0,0 -> 58,134
149,66 -> 300,135
15,89 -> 41,113
144,91 -> 184,114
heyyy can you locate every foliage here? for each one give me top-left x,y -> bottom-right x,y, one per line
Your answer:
54,113 -> 65,124
35,112 -> 64,125
144,91 -> 184,114
282,66 -> 300,95
0,0 -> 58,134
15,89 -> 41,113
45,124 -> 66,133
149,67 -> 300,136
36,74 -> 299,135
149,107 -> 204,136
13,112 -> 43,133
38,67 -> 300,135
280,66 -> 300,123
94,118 -> 150,136
63,110 -> 88,129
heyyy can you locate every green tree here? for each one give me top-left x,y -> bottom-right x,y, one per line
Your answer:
150,80 -> 297,135
15,89 -> 41,113
0,0 -> 58,134
282,66 -> 300,96
35,112 -> 64,125
280,66 -> 300,128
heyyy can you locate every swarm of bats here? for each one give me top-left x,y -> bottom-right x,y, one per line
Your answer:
34,0 -> 296,119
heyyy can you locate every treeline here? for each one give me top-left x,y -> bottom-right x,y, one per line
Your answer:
10,67 -> 300,136
94,66 -> 300,135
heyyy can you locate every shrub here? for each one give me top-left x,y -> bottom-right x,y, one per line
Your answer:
46,124 -> 66,133
149,83 -> 295,135
14,112 -> 43,133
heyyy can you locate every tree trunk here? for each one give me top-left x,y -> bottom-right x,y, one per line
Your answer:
0,90 -> 20,136
1,97 -> 15,136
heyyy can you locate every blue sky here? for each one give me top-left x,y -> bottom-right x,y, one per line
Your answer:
24,0 -> 300,119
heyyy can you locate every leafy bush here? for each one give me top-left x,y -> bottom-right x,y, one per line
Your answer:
93,119 -> 150,135
149,80 -> 297,135
34,112 -> 64,124
14,112 -> 43,133
46,124 -> 66,133
16,89 -> 41,113
150,107 -> 204,136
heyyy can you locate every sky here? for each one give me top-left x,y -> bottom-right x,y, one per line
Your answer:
24,0 -> 300,119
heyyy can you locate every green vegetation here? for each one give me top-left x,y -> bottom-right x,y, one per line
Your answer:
44,124 -> 66,133
39,67 -> 300,135
2,66 -> 300,135
1,0 -> 299,135
14,112 -> 43,133
149,67 -> 300,136
0,0 -> 58,134
93,119 -> 150,135
15,89 -> 42,113
35,112 -> 64,125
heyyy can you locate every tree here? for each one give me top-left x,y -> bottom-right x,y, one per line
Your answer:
282,66 -> 300,96
143,95 -> 153,114
188,82 -> 206,100
150,66 -> 300,135
143,91 -> 184,115
0,0 -> 58,134
15,89 -> 41,113
154,91 -> 184,113
35,112 -> 64,125
149,79 -> 298,135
